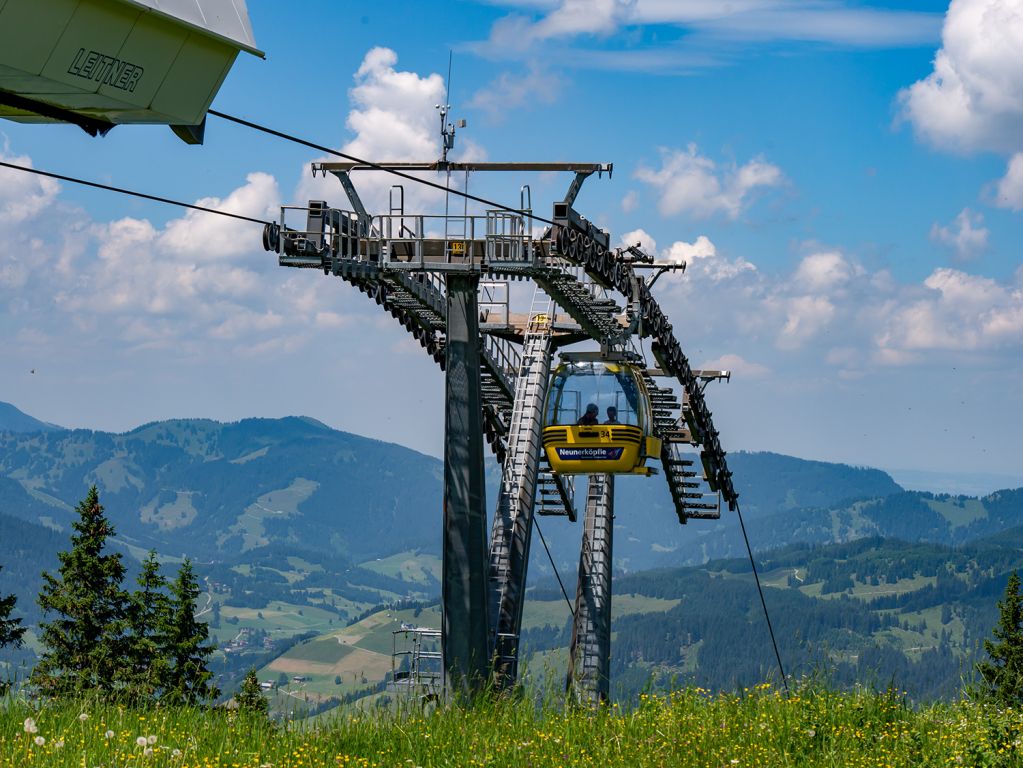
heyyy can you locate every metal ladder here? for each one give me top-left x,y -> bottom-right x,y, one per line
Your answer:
487,285 -> 563,687
566,473 -> 615,704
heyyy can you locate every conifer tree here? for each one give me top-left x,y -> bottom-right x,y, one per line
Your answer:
162,559 -> 219,704
236,668 -> 269,716
32,486 -> 129,697
977,570 -> 1023,706
0,566 -> 25,649
125,551 -> 171,700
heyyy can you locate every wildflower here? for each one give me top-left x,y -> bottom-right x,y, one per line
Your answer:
137,736 -> 149,747
147,735 -> 158,745
34,736 -> 45,747
54,739 -> 64,749
172,749 -> 183,758
144,747 -> 154,756
23,717 -> 37,734
806,729 -> 816,737
105,730 -> 116,739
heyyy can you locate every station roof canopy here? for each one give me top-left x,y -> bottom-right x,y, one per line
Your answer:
0,0 -> 263,143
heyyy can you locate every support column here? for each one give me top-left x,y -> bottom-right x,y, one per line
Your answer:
442,272 -> 490,697
566,473 -> 615,704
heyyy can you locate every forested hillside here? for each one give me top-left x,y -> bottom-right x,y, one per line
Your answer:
521,535 -> 1023,701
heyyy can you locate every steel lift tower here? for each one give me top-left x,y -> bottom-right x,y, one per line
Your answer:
263,144 -> 738,702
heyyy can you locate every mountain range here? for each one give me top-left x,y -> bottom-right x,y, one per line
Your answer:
1,399 -> 1021,701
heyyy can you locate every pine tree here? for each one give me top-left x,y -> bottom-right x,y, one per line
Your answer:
235,668 -> 269,716
124,551 -> 171,700
0,566 -> 25,649
31,486 -> 129,697
977,570 -> 1023,706
162,559 -> 219,704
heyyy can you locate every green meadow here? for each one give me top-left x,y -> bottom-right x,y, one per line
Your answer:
2,684 -> 1022,767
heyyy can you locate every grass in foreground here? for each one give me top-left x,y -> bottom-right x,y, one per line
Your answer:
2,684 -> 1023,767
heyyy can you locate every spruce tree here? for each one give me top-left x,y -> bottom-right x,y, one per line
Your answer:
32,486 -> 129,697
235,668 -> 269,716
125,551 -> 171,700
162,559 -> 219,704
977,570 -> 1023,706
0,566 -> 25,649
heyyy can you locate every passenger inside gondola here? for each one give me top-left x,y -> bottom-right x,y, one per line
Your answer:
604,406 -> 619,424
578,403 -> 599,425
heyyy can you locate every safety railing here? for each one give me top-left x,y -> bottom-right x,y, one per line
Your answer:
486,209 -> 533,264
479,280 -> 510,327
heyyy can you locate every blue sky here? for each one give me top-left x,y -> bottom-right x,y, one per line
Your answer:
2,0 -> 1022,490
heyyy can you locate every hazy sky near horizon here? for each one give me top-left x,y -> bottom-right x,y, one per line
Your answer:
1,0 -> 1022,483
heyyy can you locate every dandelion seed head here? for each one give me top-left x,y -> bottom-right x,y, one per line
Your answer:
33,736 -> 45,746
137,736 -> 149,747
105,729 -> 116,739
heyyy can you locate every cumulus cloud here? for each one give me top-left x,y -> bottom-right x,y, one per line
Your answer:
0,145 -> 60,226
345,48 -> 446,162
664,235 -> 717,265
929,208 -> 989,261
898,0 -> 1023,154
634,144 -> 783,219
296,47 -> 488,221
0,163 -> 363,362
876,268 -> 1023,355
994,153 -> 1023,210
638,234 -> 1023,370
619,227 -> 657,254
793,251 -> 857,292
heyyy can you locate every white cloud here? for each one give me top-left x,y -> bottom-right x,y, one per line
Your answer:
160,172 -> 279,260
994,152 -> 1023,210
641,236 -> 1023,369
471,1 -> 940,72
634,144 -> 783,219
929,208 -> 989,261
775,294 -> 836,350
470,64 -> 565,121
664,235 -> 716,264
346,48 -> 446,162
876,268 -> 1023,354
296,48 -> 483,217
619,227 -> 656,254
0,145 -> 60,226
698,353 -> 769,379
620,190 -> 639,213
898,0 -> 1023,154
0,167 -> 361,360
619,229 -> 754,285
793,251 -> 856,292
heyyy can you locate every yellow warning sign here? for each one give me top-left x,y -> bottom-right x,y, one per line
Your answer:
451,241 -> 466,255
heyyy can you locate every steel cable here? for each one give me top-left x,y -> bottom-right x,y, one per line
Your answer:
0,160 -> 272,225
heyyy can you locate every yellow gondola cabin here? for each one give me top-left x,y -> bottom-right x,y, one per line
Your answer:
542,357 -> 661,475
